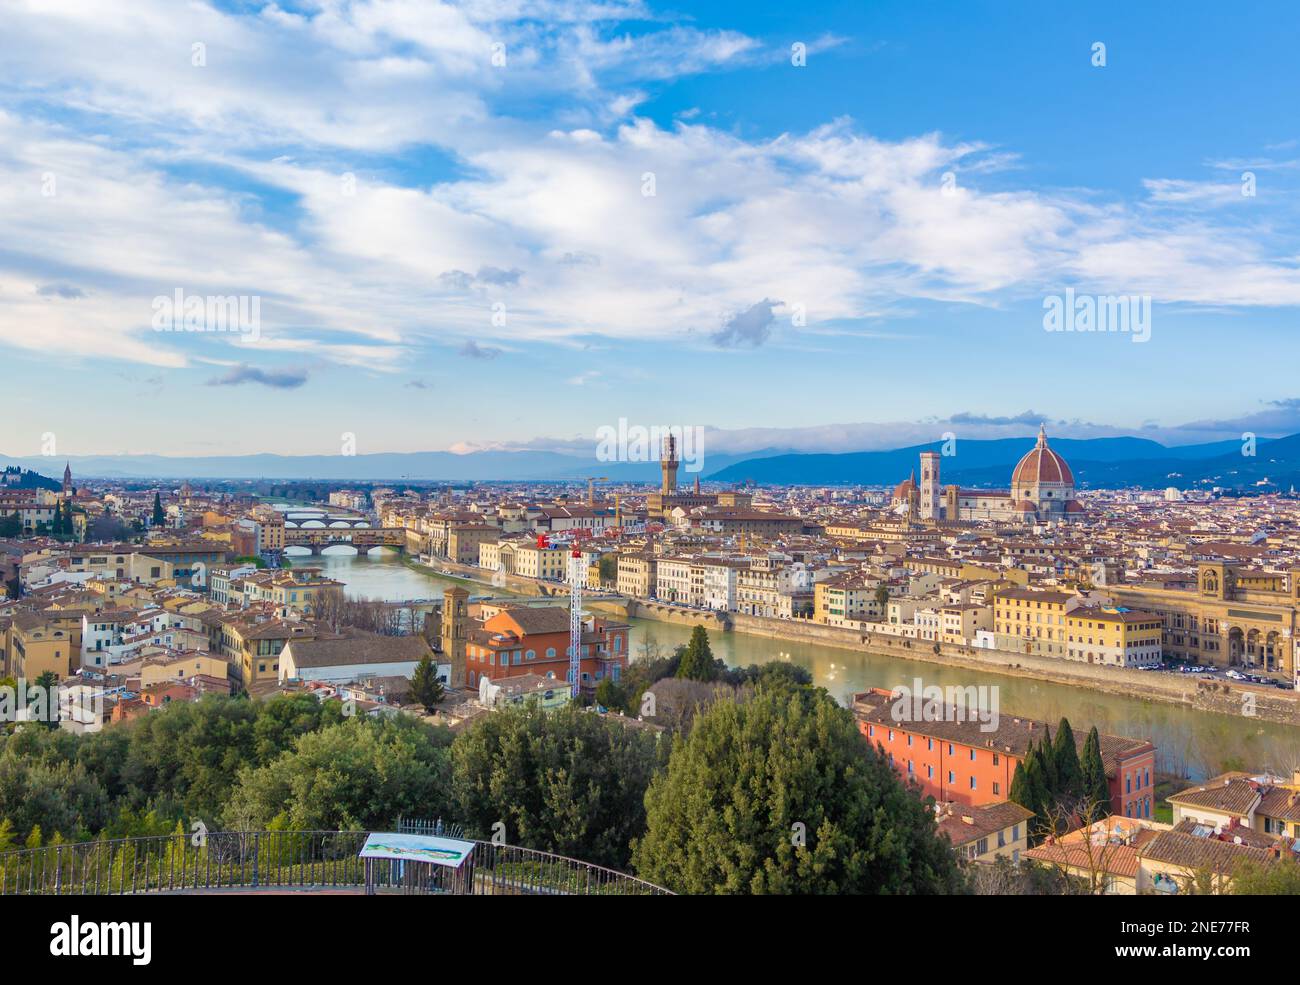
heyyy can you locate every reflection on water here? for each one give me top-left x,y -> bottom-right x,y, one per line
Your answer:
317,551 -> 1299,781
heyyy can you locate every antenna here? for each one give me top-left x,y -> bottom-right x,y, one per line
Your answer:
569,548 -> 585,699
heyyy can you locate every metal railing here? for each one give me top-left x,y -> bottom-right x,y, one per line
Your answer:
0,830 -> 672,896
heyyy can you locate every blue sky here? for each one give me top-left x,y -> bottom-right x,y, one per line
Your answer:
2,0 -> 1299,458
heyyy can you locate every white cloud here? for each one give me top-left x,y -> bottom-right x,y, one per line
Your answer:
1,0 -> 1300,376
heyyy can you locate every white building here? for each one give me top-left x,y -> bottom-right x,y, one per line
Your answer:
279,634 -> 434,685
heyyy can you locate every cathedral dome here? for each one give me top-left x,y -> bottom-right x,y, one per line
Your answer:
892,471 -> 917,503
1011,426 -> 1074,487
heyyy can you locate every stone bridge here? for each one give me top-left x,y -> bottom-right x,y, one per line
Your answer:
283,527 -> 407,555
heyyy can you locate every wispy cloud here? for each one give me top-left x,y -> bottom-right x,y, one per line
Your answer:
712,299 -> 781,348
459,340 -> 502,360
205,364 -> 308,389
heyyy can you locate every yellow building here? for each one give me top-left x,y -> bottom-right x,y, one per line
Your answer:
219,617 -> 323,688
616,553 -> 656,598
1168,770 -> 1300,843
6,613 -> 77,680
240,570 -> 340,615
140,652 -> 229,688
813,577 -> 882,626
992,588 -> 1074,657
940,603 -> 994,646
512,544 -> 569,581
936,801 -> 1033,864
1063,607 -> 1163,667
447,524 -> 497,566
1108,561 -> 1299,677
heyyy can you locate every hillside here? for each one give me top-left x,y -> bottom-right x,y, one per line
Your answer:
708,435 -> 1295,489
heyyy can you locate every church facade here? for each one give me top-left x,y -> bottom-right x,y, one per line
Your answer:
892,426 -> 1084,524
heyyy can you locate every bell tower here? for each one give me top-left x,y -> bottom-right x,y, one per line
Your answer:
440,586 -> 469,688
660,435 -> 679,496
919,451 -> 940,520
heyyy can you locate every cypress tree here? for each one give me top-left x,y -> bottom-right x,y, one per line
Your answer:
1009,759 -> 1037,817
1036,728 -> 1058,795
676,625 -> 718,681
1081,726 -> 1111,821
152,491 -> 165,527
1053,717 -> 1084,800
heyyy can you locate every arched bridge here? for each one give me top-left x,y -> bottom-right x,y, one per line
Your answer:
283,527 -> 408,555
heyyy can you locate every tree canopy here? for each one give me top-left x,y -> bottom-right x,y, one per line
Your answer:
452,703 -> 665,869
633,684 -> 963,894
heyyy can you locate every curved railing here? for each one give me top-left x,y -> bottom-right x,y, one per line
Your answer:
0,830 -> 672,896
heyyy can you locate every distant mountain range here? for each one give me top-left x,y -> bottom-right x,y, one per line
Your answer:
709,434 -> 1300,490
0,449 -> 785,483
5,434 -> 1298,489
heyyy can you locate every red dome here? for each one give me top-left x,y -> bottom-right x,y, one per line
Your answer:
1012,427 -> 1074,487
892,470 -> 917,502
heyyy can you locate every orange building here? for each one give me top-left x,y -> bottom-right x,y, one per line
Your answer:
852,689 -> 1157,820
465,606 -> 629,695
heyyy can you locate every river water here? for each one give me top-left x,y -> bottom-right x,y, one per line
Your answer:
301,549 -> 1300,780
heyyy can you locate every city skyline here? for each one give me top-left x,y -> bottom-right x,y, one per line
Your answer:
3,0 -> 1300,455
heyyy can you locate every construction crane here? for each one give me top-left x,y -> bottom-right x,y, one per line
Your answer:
586,476 -> 608,506
568,547 -> 585,699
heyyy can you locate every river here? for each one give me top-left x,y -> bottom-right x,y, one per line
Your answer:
301,549 -> 1300,781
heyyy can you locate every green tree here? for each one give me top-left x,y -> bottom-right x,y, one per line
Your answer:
0,817 -> 14,853
32,672 -> 59,730
597,554 -> 618,587
407,656 -> 445,713
1052,718 -> 1083,801
874,583 -> 890,610
675,625 -> 718,682
1080,726 -> 1111,820
151,491 -> 165,527
1036,730 -> 1058,794
633,687 -> 963,894
1009,753 -> 1051,841
451,703 -> 664,870
223,715 -> 452,832
1231,856 -> 1300,894
594,677 -> 627,711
